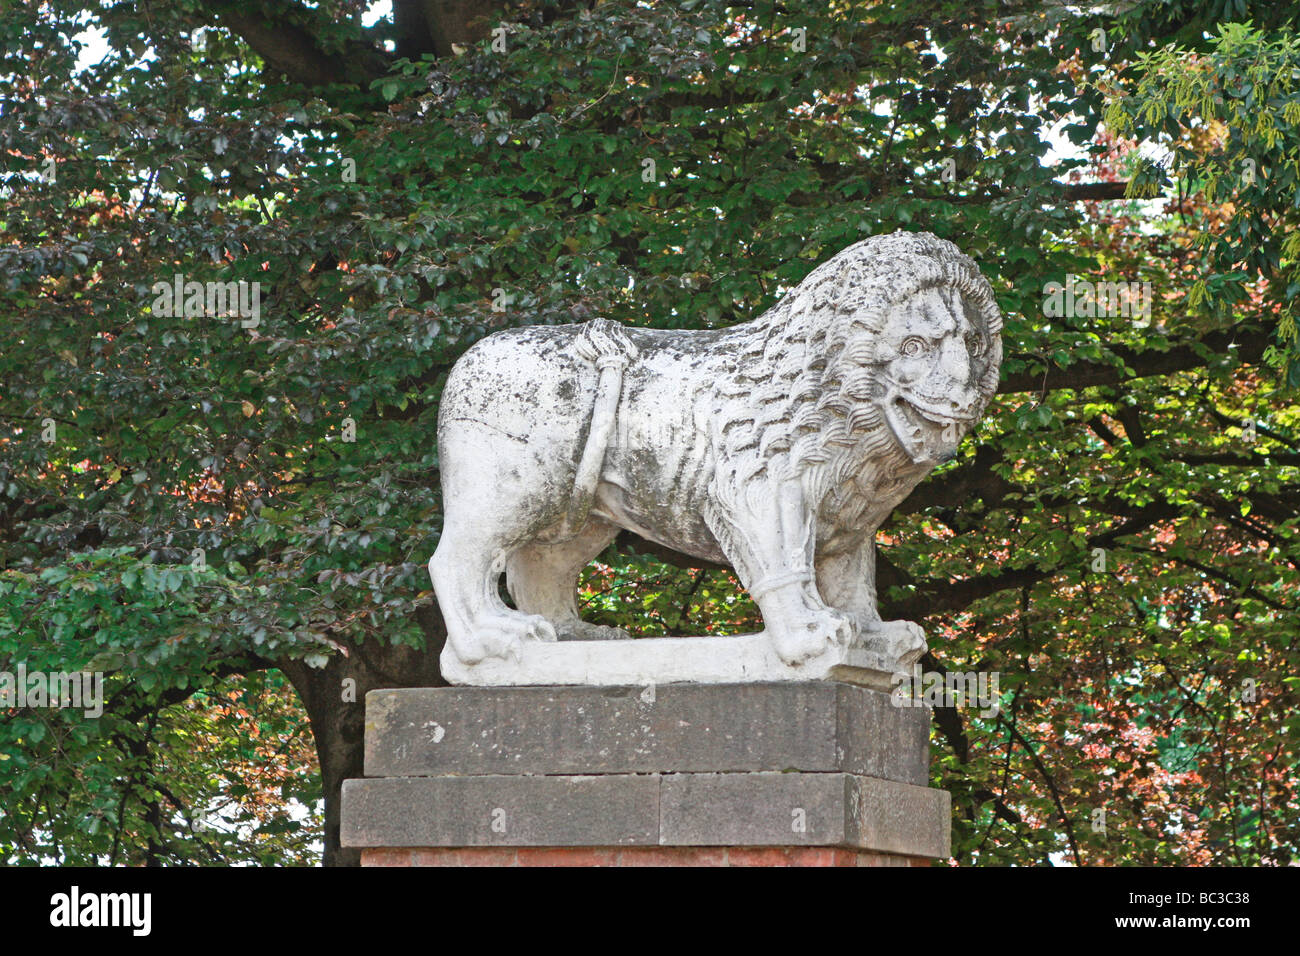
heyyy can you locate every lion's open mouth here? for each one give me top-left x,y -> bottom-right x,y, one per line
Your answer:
901,393 -> 977,426
882,394 -> 972,464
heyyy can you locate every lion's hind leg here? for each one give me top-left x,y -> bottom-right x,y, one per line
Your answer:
430,421 -> 562,665
506,521 -> 629,642
429,521 -> 557,665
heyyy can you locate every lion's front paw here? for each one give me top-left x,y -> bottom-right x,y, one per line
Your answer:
859,618 -> 926,666
768,611 -> 852,665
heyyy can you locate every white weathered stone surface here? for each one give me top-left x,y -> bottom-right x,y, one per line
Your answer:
341,772 -> 951,855
430,230 -> 1003,686
438,630 -> 925,688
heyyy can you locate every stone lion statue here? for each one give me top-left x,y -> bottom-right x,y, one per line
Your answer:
430,230 -> 1002,680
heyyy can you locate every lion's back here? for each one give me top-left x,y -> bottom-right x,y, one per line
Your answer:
437,325 -> 594,437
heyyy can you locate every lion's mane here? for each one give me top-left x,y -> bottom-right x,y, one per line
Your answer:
708,231 -> 1003,538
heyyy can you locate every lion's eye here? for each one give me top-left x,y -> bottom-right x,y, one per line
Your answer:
900,336 -> 927,357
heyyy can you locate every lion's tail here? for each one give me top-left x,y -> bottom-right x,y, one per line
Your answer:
567,319 -> 639,532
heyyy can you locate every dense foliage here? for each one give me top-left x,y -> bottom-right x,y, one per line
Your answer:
1,0 -> 1296,865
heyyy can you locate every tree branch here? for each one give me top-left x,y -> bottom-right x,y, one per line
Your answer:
883,501 -> 1178,620
201,0 -> 392,90
999,327 -> 1273,394
1058,181 -> 1131,201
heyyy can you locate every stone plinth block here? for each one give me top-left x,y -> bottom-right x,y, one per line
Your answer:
364,682 -> 928,784
341,775 -> 660,848
660,773 -> 950,857
342,772 -> 948,856
342,680 -> 951,863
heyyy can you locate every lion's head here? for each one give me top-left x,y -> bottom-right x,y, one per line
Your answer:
843,249 -> 1003,465
721,231 -> 1002,506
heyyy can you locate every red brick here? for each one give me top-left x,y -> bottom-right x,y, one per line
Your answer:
726,847 -> 795,867
418,848 -> 520,867
360,848 -> 414,867
725,847 -> 873,866
614,847 -> 731,866
365,847 -> 521,866
514,847 -> 620,867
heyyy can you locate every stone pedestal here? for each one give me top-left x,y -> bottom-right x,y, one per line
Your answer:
341,682 -> 949,867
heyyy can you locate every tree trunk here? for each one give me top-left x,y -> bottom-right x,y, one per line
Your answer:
418,0 -> 504,56
280,605 -> 447,866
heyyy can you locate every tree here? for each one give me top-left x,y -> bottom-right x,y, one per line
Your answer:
1,0 -> 1296,865
1105,18 -> 1300,385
